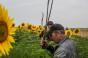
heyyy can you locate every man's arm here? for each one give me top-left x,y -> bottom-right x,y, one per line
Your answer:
54,47 -> 67,58
46,45 -> 55,54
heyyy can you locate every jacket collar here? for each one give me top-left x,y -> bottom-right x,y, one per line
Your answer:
59,37 -> 68,45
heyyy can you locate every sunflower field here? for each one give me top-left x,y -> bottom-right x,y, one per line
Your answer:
0,4 -> 88,58
1,27 -> 88,58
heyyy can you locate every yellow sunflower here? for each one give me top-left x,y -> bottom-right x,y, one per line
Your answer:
21,23 -> 25,26
19,22 -> 28,29
73,28 -> 80,35
35,25 -> 41,33
65,29 -> 73,38
31,25 -> 38,33
20,22 -> 25,28
12,23 -> 15,27
27,24 -> 32,30
37,25 -> 42,32
37,25 -> 44,33
0,4 -> 15,56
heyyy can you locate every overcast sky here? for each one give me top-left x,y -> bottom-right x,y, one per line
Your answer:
0,0 -> 88,28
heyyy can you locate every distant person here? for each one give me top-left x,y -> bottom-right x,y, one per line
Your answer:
39,21 -> 54,38
39,21 -> 54,48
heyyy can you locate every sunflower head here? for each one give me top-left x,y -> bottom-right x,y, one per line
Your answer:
0,4 -> 15,56
19,22 -> 28,30
21,23 -> 25,26
39,25 -> 44,30
31,25 -> 37,31
73,28 -> 80,35
37,25 -> 44,33
12,23 -> 15,27
65,29 -> 73,38
27,24 -> 32,30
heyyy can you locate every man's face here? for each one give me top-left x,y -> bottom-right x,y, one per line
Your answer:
50,31 -> 63,43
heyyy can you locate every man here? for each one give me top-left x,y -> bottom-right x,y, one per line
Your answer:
40,23 -> 79,58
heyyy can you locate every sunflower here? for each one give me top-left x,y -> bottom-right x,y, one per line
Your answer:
26,23 -> 32,32
20,23 -> 25,28
37,25 -> 42,32
27,24 -> 32,30
19,22 -> 28,30
73,28 -> 80,35
0,4 -> 15,56
65,29 -> 73,38
35,25 -> 41,33
12,23 -> 15,27
37,25 -> 44,33
31,25 -> 38,33
21,23 -> 25,26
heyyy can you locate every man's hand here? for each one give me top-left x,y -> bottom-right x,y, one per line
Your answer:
40,37 -> 48,49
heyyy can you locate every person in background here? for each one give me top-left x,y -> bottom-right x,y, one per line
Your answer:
39,21 -> 54,48
39,21 -> 54,37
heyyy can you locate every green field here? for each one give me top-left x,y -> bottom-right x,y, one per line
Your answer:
2,29 -> 88,58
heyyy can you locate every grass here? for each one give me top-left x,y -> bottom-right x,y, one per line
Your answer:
72,36 -> 88,58
2,29 -> 52,58
2,29 -> 88,58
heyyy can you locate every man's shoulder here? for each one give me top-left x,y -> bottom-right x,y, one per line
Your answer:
61,38 -> 75,49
